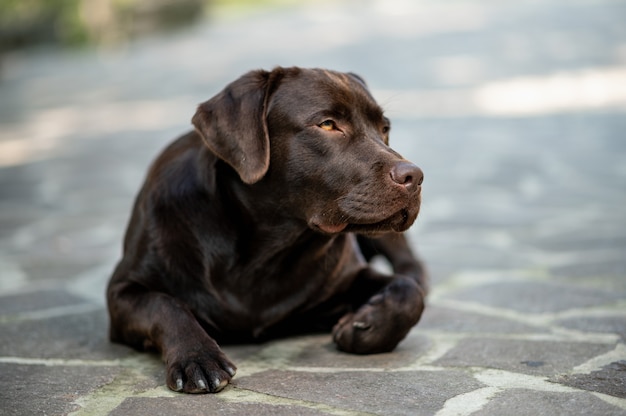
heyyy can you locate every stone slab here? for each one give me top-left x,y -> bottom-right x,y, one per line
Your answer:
0,0 -> 625,415
418,305 -> 549,334
236,370 -> 485,416
110,396 -> 328,416
0,290 -> 88,315
0,309 -> 133,360
551,262 -> 626,291
17,257 -> 100,283
474,389 -> 624,416
220,343 -> 271,365
556,316 -> 626,341
289,332 -> 430,369
435,339 -> 614,376
445,281 -> 621,314
0,363 -> 120,416
551,361 -> 626,399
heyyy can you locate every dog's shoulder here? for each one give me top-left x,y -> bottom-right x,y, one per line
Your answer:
145,131 -> 216,203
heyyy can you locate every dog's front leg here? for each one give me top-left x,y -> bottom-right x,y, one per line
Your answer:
356,233 -> 428,292
332,273 -> 425,354
107,282 -> 236,393
332,233 -> 427,354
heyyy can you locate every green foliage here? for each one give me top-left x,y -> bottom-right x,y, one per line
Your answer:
0,0 -> 87,48
0,0 -> 303,50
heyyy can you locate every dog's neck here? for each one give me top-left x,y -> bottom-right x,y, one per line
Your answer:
199,149 -> 337,253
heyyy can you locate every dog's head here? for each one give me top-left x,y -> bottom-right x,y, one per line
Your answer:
192,67 -> 422,235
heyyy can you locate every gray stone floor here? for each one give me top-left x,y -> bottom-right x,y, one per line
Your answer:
1,0 -> 626,415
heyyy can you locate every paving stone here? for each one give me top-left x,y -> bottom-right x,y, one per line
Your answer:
235,370 -> 484,416
408,225 -> 535,271
220,342 -> 272,365
281,332 -> 431,369
1,0 -> 626,415
527,219 -> 626,253
473,389 -> 625,416
0,363 -> 120,416
0,309 -> 133,360
445,281 -> 621,314
17,257 -> 98,283
435,339 -> 614,376
551,261 -> 626,291
555,316 -> 626,341
0,165 -> 41,202
0,290 -> 87,315
6,217 -> 120,267
418,305 -> 550,334
551,361 -> 626,399
109,396 -> 328,416
0,203 -> 45,236
414,242 -> 531,270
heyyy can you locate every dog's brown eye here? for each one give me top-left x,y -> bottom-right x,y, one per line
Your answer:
382,126 -> 390,134
319,120 -> 337,131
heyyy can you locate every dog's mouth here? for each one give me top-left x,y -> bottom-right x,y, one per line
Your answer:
311,208 -> 414,236
316,222 -> 349,234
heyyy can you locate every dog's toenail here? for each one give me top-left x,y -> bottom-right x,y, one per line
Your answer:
214,377 -> 228,391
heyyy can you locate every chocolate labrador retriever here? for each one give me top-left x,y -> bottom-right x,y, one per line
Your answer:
107,67 -> 427,393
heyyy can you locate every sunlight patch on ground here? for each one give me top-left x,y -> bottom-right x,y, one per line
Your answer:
475,66 -> 626,116
2,66 -> 625,168
0,97 -> 193,167
377,66 -> 626,118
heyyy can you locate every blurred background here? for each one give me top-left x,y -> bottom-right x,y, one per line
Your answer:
0,0 -> 240,48
1,1 -> 626,413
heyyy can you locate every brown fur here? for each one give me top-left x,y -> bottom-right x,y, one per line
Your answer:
107,67 -> 427,393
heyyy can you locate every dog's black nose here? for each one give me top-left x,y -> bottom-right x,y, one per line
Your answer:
390,162 -> 423,191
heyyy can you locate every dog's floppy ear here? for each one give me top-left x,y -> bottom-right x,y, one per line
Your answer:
192,70 -> 279,184
347,72 -> 368,88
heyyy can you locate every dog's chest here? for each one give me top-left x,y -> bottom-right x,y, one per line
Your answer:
203,234 -> 365,335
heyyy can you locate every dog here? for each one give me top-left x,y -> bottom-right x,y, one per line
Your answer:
107,67 -> 427,394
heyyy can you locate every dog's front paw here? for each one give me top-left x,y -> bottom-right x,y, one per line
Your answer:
164,342 -> 236,394
332,277 -> 425,354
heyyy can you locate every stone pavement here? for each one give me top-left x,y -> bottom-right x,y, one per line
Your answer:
1,0 -> 626,414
